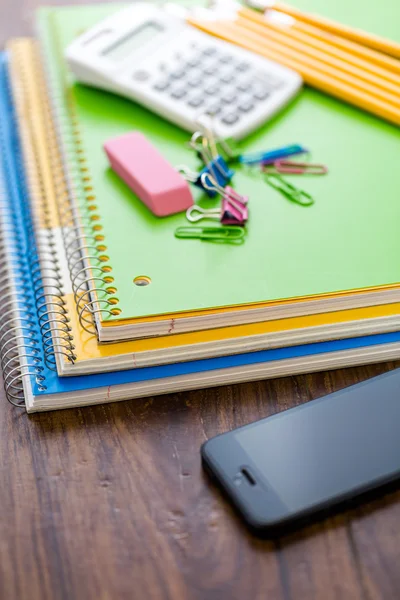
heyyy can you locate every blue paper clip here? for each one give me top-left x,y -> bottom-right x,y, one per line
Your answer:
239,144 -> 308,166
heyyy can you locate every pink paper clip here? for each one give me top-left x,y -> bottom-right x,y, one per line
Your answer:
265,160 -> 328,175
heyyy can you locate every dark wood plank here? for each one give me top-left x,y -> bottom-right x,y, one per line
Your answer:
2,4 -> 400,600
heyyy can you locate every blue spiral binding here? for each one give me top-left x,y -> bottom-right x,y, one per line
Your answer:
0,52 -> 74,406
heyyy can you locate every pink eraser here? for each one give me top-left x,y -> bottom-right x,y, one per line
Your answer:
104,132 -> 194,217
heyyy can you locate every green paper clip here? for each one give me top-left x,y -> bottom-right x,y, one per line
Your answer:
265,173 -> 314,206
175,226 -> 245,244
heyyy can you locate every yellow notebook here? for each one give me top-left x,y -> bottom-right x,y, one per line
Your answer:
9,38 -> 400,376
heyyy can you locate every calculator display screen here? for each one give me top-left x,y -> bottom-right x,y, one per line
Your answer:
102,22 -> 163,61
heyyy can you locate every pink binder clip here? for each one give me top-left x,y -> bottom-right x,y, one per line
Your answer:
186,174 -> 248,226
104,132 -> 194,217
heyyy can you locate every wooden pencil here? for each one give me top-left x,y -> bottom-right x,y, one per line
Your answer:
187,17 -> 400,126
240,6 -> 400,82
267,1 -> 400,59
236,9 -> 400,97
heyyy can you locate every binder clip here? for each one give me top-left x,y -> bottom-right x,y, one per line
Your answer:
188,129 -> 235,196
186,173 -> 248,226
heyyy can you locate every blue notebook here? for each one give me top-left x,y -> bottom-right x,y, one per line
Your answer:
1,51 -> 400,412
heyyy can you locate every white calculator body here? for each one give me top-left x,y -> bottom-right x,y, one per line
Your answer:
65,3 -> 302,139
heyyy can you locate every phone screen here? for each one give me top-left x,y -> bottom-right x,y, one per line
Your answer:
234,372 -> 400,514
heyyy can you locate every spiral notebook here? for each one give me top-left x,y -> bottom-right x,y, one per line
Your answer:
2,50 -> 400,412
8,38 -> 400,378
37,3 -> 400,342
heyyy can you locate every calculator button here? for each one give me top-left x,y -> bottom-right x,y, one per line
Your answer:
237,79 -> 253,92
171,87 -> 187,99
222,112 -> 239,125
202,47 -> 217,56
253,87 -> 271,101
203,64 -> 219,77
220,72 -> 235,85
170,68 -> 186,80
204,83 -> 219,95
219,54 -> 233,64
238,99 -> 255,113
236,61 -> 250,72
188,95 -> 204,108
205,101 -> 222,116
187,76 -> 202,87
221,91 -> 236,104
187,54 -> 202,68
153,80 -> 170,92
132,70 -> 150,82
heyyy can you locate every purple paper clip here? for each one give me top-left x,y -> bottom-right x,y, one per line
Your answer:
265,160 -> 328,175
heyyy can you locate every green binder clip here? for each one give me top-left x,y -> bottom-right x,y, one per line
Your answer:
264,173 -> 314,206
174,226 -> 245,244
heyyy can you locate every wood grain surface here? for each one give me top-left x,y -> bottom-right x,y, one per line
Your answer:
2,3 -> 400,599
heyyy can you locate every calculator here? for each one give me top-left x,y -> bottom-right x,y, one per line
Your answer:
65,3 -> 303,140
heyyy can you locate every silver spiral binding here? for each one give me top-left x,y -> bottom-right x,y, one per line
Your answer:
0,136 -> 46,406
9,44 -> 77,373
35,39 -> 121,336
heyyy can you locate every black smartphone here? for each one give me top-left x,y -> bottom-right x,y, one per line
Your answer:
202,369 -> 400,536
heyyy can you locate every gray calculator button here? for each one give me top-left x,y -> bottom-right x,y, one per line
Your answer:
171,87 -> 187,99
220,72 -> 235,84
153,79 -> 170,91
237,79 -> 252,92
205,101 -> 221,115
222,112 -> 239,125
132,70 -> 150,81
188,95 -> 204,108
254,87 -> 271,100
203,64 -> 218,76
170,68 -> 186,80
205,83 -> 219,95
203,47 -> 217,56
187,55 -> 202,68
187,76 -> 202,87
236,61 -> 250,72
238,99 -> 255,112
221,91 -> 236,104
219,54 -> 233,64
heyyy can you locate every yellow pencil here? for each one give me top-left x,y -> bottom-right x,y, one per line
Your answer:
265,1 -> 400,59
236,9 -> 400,97
209,16 -> 400,109
187,17 -> 400,126
240,6 -> 400,83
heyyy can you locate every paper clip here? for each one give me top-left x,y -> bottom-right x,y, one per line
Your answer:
265,173 -> 314,206
189,129 -> 235,194
215,137 -> 242,162
239,144 -> 308,166
264,160 -> 328,175
175,226 -> 245,244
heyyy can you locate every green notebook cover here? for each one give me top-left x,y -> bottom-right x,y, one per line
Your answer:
38,1 -> 400,323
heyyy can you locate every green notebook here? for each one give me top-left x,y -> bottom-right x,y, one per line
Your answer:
38,1 -> 400,341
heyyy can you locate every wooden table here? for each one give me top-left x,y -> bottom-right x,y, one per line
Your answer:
2,4 -> 400,599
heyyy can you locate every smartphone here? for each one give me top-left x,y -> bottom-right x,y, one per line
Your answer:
202,369 -> 400,536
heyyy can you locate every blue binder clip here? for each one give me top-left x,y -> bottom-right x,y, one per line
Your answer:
189,130 -> 235,197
